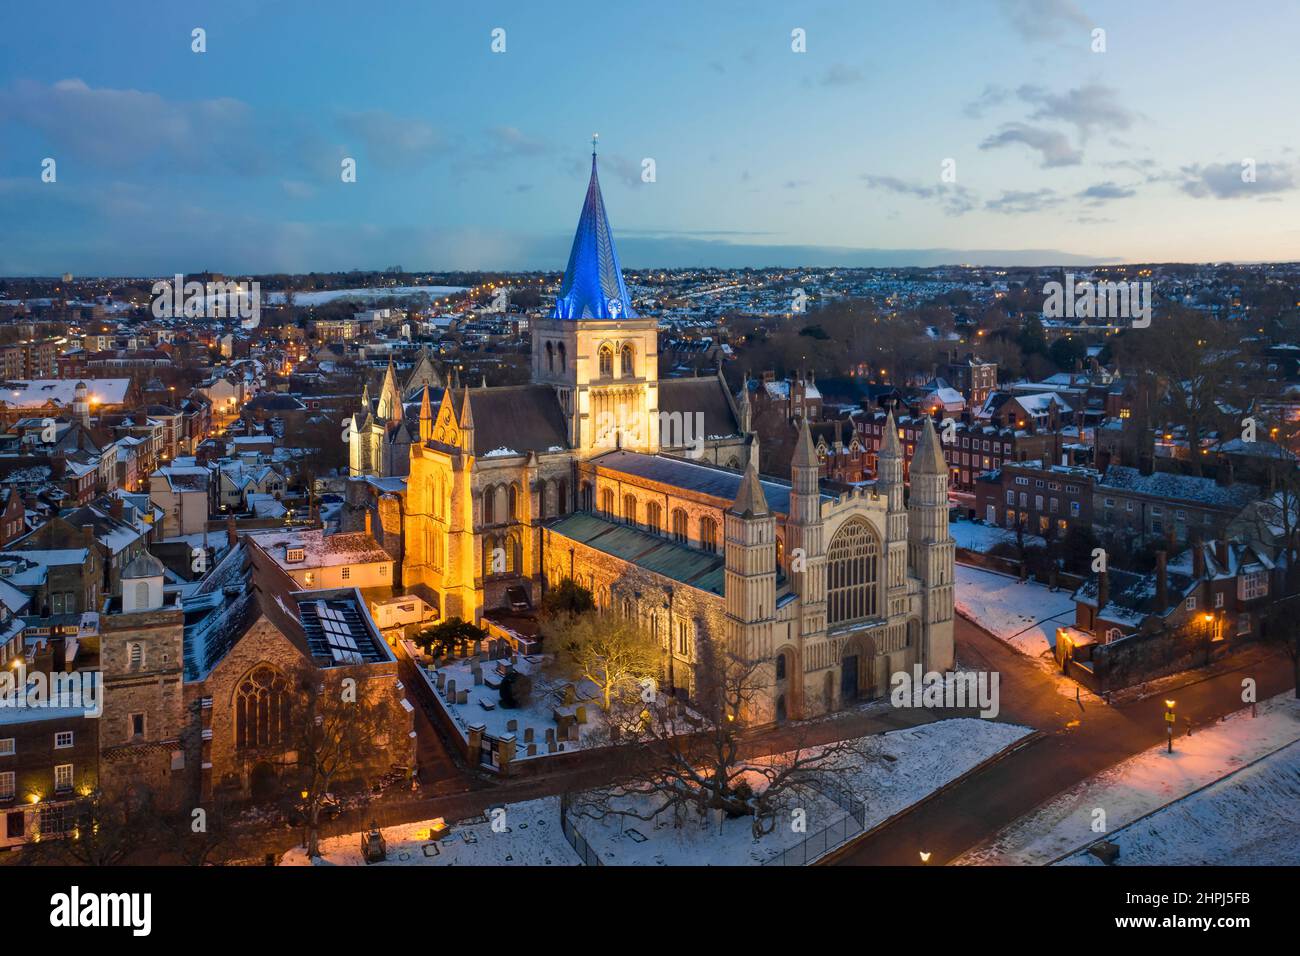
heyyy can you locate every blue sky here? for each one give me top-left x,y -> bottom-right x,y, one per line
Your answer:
2,0 -> 1298,275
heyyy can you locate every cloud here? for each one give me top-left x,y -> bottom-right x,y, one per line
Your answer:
336,109 -> 447,170
1076,181 -> 1136,202
488,126 -> 549,156
1180,161 -> 1297,199
980,123 -> 1082,167
984,188 -> 1064,214
861,175 -> 977,215
964,85 -> 1011,119
1019,83 -> 1136,141
819,63 -> 864,86
0,78 -> 261,173
998,0 -> 1090,42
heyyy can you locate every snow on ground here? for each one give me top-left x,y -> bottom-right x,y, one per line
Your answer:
949,519 -> 1042,554
280,797 -> 580,866
264,285 -> 465,306
413,648 -> 606,758
957,694 -> 1300,865
955,563 -> 1076,657
575,718 -> 1033,865
1057,738 -> 1300,866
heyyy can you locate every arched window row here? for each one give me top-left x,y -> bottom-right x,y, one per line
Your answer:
480,482 -> 522,526
483,533 -> 522,578
596,340 -> 638,380
545,340 -> 567,373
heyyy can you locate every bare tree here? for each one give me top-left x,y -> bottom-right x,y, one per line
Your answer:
18,785 -> 154,866
292,665 -> 399,858
546,610 -> 660,712
575,636 -> 869,838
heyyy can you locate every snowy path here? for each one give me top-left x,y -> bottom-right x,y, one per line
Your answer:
954,564 -> 1076,657
956,694 -> 1300,865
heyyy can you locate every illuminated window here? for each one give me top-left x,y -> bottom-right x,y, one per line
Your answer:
620,344 -> 635,378
671,509 -> 688,544
826,519 -> 880,626
599,346 -> 613,378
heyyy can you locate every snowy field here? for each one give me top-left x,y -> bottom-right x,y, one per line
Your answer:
574,718 -> 1032,865
1057,739 -> 1300,866
280,797 -> 580,866
949,519 -> 1042,554
264,285 -> 465,306
955,563 -> 1076,657
957,694 -> 1300,865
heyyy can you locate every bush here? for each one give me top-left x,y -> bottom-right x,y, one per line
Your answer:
541,579 -> 594,617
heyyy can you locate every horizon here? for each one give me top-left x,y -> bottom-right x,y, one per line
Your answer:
3,1 -> 1299,275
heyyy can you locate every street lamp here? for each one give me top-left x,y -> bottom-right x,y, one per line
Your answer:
1164,699 -> 1176,753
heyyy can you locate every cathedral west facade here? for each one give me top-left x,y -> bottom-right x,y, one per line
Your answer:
382,151 -> 954,721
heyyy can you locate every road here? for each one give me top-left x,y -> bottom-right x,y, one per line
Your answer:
826,615 -> 1294,865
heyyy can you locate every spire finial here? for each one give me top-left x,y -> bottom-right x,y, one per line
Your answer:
591,132 -> 599,157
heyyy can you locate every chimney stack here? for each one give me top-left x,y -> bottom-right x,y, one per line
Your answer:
1193,539 -> 1206,579
109,496 -> 124,521
226,514 -> 238,548
1155,550 -> 1168,611
1215,538 -> 1229,570
364,509 -> 373,538
1097,568 -> 1109,617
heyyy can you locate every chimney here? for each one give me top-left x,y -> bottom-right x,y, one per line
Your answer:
226,514 -> 238,548
1155,550 -> 1168,610
49,453 -> 66,480
1096,448 -> 1112,475
81,524 -> 95,548
1097,568 -> 1109,615
364,509 -> 373,538
1192,540 -> 1206,579
1214,538 -> 1229,570
109,496 -> 124,520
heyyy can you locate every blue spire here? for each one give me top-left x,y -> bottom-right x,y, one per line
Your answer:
550,150 -> 637,320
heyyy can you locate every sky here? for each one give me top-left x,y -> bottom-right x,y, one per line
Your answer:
2,0 -> 1299,276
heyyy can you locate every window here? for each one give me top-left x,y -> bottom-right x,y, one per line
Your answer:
54,731 -> 73,750
1214,591 -> 1224,608
671,509 -> 688,544
0,738 -> 12,756
557,342 -> 566,372
676,621 -> 690,656
557,479 -> 568,516
1185,596 -> 1197,611
130,713 -> 145,738
623,494 -> 637,526
1105,627 -> 1122,642
54,764 -> 73,793
1070,501 -> 1080,517
340,566 -> 350,580
646,501 -> 662,534
286,547 -> 305,563
598,345 -> 614,378
127,642 -> 144,671
1239,571 -> 1268,601
699,517 -> 718,554
482,486 -> 496,524
775,653 -> 786,680
545,341 -> 554,372
0,772 -> 14,801
826,519 -> 880,626
1104,498 -> 1115,508
508,484 -> 519,521
621,344 -> 635,378
1005,490 -> 1014,506
235,666 -> 291,751
601,488 -> 615,517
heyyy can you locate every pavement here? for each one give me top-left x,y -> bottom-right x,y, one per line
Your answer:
824,616 -> 1295,865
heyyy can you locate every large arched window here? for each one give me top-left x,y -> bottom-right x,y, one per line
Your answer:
235,665 -> 291,751
621,344 -> 635,378
623,493 -> 637,526
508,483 -> 519,521
699,516 -> 718,554
557,478 -> 569,516
671,508 -> 688,544
545,341 -> 554,372
557,342 -> 567,372
580,481 -> 593,511
598,345 -> 614,378
646,501 -> 662,534
827,519 -> 880,626
482,485 -> 496,525
601,487 -> 615,516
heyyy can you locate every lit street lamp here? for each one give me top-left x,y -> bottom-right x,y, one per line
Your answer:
1164,699 -> 1176,753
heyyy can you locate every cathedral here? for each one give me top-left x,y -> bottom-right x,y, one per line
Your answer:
373,150 -> 954,721
348,349 -> 444,479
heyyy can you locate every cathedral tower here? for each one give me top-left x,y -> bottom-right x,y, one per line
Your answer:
907,416 -> 955,670
530,147 -> 659,456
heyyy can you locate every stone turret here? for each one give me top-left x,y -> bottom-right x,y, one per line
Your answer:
907,416 -> 954,671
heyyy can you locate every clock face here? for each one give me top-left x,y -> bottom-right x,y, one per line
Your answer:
606,297 -> 622,318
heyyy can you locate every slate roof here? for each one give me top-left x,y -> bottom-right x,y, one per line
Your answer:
548,512 -> 725,595
658,377 -> 740,440
1098,465 -> 1261,511
590,450 -> 832,514
432,385 -> 570,458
